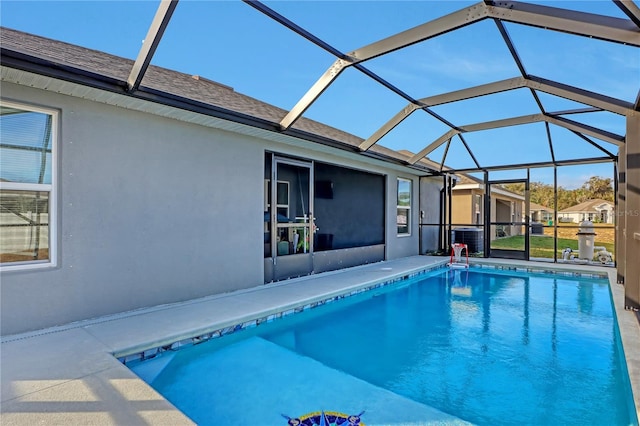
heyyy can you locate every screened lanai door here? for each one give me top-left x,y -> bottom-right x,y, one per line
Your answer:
266,156 -> 314,281
487,179 -> 530,260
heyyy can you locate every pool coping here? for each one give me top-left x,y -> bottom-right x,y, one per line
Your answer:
115,259 -> 611,363
1,255 -> 638,425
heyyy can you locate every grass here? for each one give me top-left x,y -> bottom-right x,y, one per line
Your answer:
491,235 -> 614,259
544,223 -> 614,245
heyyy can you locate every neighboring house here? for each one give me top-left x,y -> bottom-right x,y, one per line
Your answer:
558,199 -> 615,223
450,174 -> 525,240
450,174 -> 485,227
0,28 -> 444,335
530,202 -> 554,223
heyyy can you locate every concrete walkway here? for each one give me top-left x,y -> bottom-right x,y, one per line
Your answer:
1,256 -> 638,425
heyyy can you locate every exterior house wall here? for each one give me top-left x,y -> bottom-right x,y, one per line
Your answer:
419,176 -> 442,254
558,203 -> 615,224
451,185 -> 523,241
0,82 -> 426,335
470,190 -> 483,225
451,190 -> 473,225
386,171 -> 420,260
558,212 -> 583,223
1,83 -> 264,334
531,209 -> 553,223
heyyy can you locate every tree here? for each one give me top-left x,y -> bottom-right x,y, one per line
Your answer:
581,176 -> 614,201
498,176 -> 614,211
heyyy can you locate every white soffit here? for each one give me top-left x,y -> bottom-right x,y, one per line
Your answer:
0,66 -> 429,176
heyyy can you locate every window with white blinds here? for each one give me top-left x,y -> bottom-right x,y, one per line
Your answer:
0,101 -> 57,269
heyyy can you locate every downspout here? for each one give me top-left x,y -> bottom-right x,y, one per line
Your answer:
484,171 -> 490,257
448,174 -> 453,252
418,178 -> 422,255
554,166 -> 558,263
439,175 -> 446,252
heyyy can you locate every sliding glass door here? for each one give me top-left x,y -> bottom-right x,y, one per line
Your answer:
266,156 -> 314,281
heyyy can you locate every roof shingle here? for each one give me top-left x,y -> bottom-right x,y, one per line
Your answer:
1,27 -> 436,171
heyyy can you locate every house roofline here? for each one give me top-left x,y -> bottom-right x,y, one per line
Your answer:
1,44 -> 441,177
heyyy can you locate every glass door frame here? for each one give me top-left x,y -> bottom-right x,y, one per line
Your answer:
485,178 -> 530,260
269,156 -> 314,281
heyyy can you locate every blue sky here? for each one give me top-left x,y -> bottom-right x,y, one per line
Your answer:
1,0 -> 637,188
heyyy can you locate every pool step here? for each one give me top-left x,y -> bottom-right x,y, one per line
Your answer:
137,336 -> 472,426
129,351 -> 176,383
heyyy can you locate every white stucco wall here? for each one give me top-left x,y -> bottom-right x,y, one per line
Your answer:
386,171 -> 421,260
419,176 -> 443,253
1,83 -> 265,334
0,82 -> 428,335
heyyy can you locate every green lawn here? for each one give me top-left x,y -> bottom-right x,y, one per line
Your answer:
490,235 -> 614,259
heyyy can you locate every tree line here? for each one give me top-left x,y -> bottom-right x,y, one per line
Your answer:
502,176 -> 614,211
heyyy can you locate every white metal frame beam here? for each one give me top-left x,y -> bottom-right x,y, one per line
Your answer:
127,0 -> 178,92
487,1 -> 640,46
349,1 -> 639,62
451,156 -> 614,173
279,59 -> 351,130
525,76 -> 633,116
407,113 -> 624,165
279,3 -> 486,130
280,1 -> 639,131
613,0 -> 640,28
346,4 -> 488,64
358,78 -> 527,151
360,76 -> 632,152
419,77 -> 527,108
545,115 -> 625,145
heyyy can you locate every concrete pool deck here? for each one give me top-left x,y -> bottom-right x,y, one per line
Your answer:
1,255 -> 639,425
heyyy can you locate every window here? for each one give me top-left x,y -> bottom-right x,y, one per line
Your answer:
264,179 -> 290,221
397,178 -> 411,235
474,194 -> 482,224
0,101 -> 57,269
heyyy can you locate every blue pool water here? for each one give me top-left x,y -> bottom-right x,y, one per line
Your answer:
129,267 -> 637,426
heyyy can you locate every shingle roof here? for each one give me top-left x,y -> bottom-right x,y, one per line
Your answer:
559,198 -> 614,213
530,202 -> 553,212
455,174 -> 483,185
1,27 -> 434,172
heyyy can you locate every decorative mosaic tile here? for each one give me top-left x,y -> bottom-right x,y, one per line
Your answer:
242,319 -> 257,329
283,410 -> 365,426
469,262 -> 608,279
119,260 -> 606,365
143,348 -> 159,358
180,338 -> 194,347
191,334 -> 209,345
120,353 -> 143,364
220,325 -> 237,336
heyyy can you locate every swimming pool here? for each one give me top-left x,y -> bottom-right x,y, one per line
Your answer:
129,266 -> 637,425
